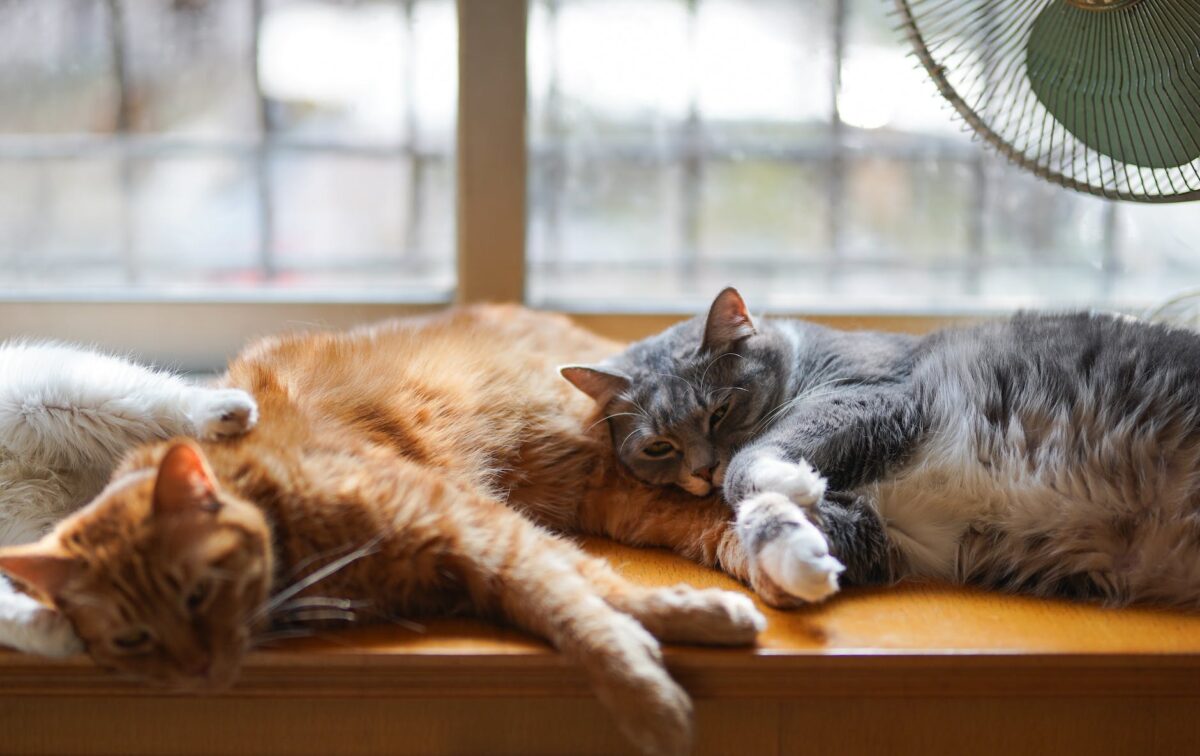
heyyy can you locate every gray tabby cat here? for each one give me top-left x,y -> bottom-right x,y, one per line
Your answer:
562,287 -> 1200,609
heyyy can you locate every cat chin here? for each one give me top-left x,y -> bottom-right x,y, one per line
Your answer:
676,476 -> 713,497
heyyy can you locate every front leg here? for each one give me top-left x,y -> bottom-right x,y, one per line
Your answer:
723,387 -> 916,605
0,577 -> 81,657
576,472 -> 752,587
0,344 -> 258,470
182,385 -> 259,441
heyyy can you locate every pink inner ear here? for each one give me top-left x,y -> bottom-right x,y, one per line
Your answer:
705,288 -> 756,348
0,543 -> 78,604
154,443 -> 219,516
560,365 -> 630,405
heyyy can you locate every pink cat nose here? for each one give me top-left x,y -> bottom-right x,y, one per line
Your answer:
694,465 -> 716,483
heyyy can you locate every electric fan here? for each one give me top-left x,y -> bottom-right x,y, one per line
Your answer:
895,0 -> 1200,202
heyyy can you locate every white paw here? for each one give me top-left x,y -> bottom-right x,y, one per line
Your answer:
748,455 -> 827,508
752,504 -> 844,603
0,593 -> 83,657
191,389 -> 258,440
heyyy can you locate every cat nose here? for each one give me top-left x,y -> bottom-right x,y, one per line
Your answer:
694,465 -> 716,483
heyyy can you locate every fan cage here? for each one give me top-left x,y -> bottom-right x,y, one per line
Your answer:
895,0 -> 1200,203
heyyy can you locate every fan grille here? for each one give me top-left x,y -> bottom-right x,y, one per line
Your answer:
896,0 -> 1200,203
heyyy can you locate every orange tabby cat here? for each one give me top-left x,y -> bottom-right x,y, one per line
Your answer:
0,305 -> 766,756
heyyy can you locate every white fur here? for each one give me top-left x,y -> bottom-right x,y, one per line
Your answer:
0,585 -> 82,657
0,341 -> 257,656
740,492 -> 844,603
866,379 -> 1095,584
746,453 -> 827,507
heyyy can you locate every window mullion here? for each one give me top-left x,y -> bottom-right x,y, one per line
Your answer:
456,0 -> 527,304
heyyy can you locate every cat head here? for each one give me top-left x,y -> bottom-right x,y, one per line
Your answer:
0,442 -> 271,690
562,287 -> 789,496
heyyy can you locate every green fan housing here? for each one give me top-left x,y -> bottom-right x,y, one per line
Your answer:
1027,0 -> 1200,170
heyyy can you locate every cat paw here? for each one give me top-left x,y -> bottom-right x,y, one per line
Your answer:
25,606 -> 83,657
740,492 -> 843,604
640,585 -> 766,646
588,613 -> 693,756
191,389 -> 258,440
747,455 -> 826,508
0,594 -> 83,657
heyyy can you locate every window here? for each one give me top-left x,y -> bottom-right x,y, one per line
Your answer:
2,0 -> 1198,356
0,0 -> 456,301
527,0 -> 1200,312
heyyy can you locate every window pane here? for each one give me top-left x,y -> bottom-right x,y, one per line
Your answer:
131,157 -> 260,285
0,1 -> 118,134
0,159 -> 124,286
528,0 -> 1199,312
0,0 -> 455,301
270,152 -> 453,295
121,0 -> 258,137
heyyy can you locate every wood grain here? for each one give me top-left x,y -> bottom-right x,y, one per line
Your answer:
4,538 -> 1199,701
4,538 -> 1200,754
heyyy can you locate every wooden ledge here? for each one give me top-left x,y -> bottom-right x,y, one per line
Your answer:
4,538 -> 1200,700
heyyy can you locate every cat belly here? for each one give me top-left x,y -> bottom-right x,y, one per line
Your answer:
863,408 -> 1063,582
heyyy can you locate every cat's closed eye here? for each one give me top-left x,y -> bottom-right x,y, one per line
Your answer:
186,579 -> 212,612
642,440 -> 676,458
112,628 -> 154,653
710,401 -> 731,427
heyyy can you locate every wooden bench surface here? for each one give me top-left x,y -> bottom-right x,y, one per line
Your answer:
4,538 -> 1200,755
4,537 -> 1199,700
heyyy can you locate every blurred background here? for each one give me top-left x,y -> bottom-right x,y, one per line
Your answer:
0,0 -> 1197,313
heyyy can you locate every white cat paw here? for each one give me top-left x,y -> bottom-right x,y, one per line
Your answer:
758,517 -> 843,603
0,593 -> 83,657
24,607 -> 83,657
741,492 -> 843,604
192,389 -> 258,440
748,455 -> 827,508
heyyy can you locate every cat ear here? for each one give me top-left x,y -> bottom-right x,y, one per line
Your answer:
0,541 -> 80,605
560,365 -> 631,406
153,442 -> 220,517
703,287 -> 756,352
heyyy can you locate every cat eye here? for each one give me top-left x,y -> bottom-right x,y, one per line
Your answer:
186,580 -> 212,612
710,402 -> 731,427
642,441 -> 676,458
113,629 -> 152,652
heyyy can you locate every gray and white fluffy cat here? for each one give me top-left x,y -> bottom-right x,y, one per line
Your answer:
0,342 -> 257,655
563,288 -> 1200,609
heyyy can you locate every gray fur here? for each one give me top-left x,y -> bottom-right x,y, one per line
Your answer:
571,290 -> 1200,609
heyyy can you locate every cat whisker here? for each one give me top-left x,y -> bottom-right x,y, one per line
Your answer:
275,596 -> 372,613
650,371 -> 698,395
622,396 -> 653,424
252,628 -> 317,647
704,385 -> 750,403
254,536 -> 384,622
751,377 -> 855,434
386,616 -> 427,633
282,541 -> 364,582
585,412 -> 643,432
280,608 -> 359,624
700,351 -> 744,392
618,427 -> 652,456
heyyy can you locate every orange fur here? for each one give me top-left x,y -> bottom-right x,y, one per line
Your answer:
0,306 -> 766,756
